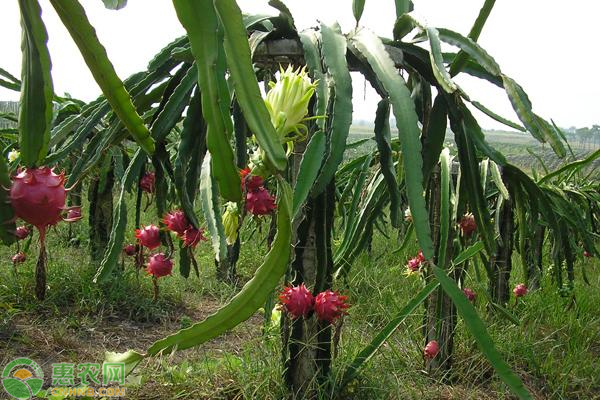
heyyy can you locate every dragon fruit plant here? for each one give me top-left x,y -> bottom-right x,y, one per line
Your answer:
163,209 -> 208,249
9,167 -> 82,300
134,209 -> 208,296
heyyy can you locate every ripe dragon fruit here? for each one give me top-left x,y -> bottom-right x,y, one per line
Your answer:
139,172 -> 155,193
10,167 -> 67,235
135,224 -> 161,250
246,187 -> 276,216
123,244 -> 136,256
314,290 -> 349,323
163,210 -> 189,237
15,226 -> 30,240
182,227 -> 207,248
279,284 -> 314,319
146,253 -> 173,278
12,252 -> 26,264
240,168 -> 264,193
459,213 -> 477,237
65,206 -> 82,222
463,287 -> 476,302
424,340 -> 440,359
513,283 -> 528,298
583,250 -> 592,258
10,167 -> 71,300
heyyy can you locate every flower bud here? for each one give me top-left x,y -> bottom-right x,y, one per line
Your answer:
8,149 -> 20,163
264,65 -> 317,142
223,202 -> 240,245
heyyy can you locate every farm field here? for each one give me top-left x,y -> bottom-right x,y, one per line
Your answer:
1,217 -> 599,399
347,125 -> 600,173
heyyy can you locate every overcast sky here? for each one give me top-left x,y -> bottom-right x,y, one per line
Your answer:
1,1 -> 598,130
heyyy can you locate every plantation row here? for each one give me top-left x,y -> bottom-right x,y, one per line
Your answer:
0,0 -> 598,399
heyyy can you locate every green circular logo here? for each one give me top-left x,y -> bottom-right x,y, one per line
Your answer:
2,358 -> 44,399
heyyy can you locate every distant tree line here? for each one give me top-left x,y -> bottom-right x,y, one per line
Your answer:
564,125 -> 600,149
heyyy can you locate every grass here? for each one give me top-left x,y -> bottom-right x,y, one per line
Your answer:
1,215 -> 599,400
346,126 -> 600,174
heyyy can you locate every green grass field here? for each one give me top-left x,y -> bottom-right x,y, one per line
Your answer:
1,211 -> 598,399
347,125 -> 600,174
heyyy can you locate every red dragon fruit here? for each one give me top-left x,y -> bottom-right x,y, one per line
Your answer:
459,213 -> 477,237
163,210 -> 189,237
247,176 -> 264,192
246,187 -> 276,216
65,206 -> 82,222
463,287 -> 476,302
139,172 -> 155,193
513,283 -> 528,298
15,226 -> 30,240
146,253 -> 173,278
12,252 -> 26,264
406,250 -> 426,274
583,250 -> 592,258
182,227 -> 207,248
279,284 -> 314,319
10,167 -> 67,236
314,290 -> 349,323
9,167 -> 74,300
240,168 -> 250,180
406,257 -> 422,273
240,168 -> 264,192
135,224 -> 161,250
123,244 -> 136,256
424,340 -> 440,359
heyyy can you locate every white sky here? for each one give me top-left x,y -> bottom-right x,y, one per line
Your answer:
1,1 -> 598,130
